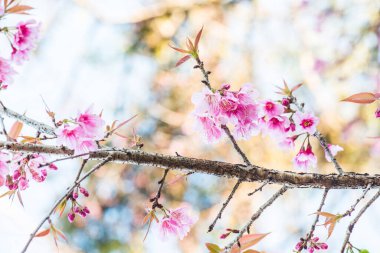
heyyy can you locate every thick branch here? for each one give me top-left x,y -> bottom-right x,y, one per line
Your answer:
1,141 -> 380,189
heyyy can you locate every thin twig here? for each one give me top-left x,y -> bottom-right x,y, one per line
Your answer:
342,184 -> 372,218
151,169 -> 170,209
305,188 -> 329,242
74,159 -> 88,183
223,186 -> 289,252
221,125 -> 251,166
20,157 -> 113,253
340,189 -> 380,253
0,115 -> 9,140
248,182 -> 268,196
208,179 -> 243,232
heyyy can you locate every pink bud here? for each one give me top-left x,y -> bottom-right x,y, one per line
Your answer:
320,243 -> 328,250
49,164 -> 58,170
73,206 -> 81,213
13,170 -> 21,180
79,187 -> 89,197
375,108 -> 380,118
72,192 -> 79,199
67,212 -> 75,223
83,206 -> 90,214
282,98 -> 290,106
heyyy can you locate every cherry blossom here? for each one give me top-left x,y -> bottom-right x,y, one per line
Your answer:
13,20 -> 40,51
56,108 -> 104,157
192,84 -> 260,141
293,111 -> 319,135
324,144 -> 343,162
293,146 -> 317,170
0,57 -> 16,89
262,100 -> 284,117
159,206 -> 197,240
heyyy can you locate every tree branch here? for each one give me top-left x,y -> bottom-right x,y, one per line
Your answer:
340,189 -> 380,253
305,188 -> 329,242
20,157 -> 112,253
0,101 -> 56,136
208,179 -> 242,232
2,141 -> 380,189
223,186 -> 289,252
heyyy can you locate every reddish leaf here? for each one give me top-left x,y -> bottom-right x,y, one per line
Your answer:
20,136 -> 42,144
169,44 -> 191,54
290,83 -> 303,93
186,38 -> 195,51
6,4 -> 33,14
194,26 -> 204,51
230,233 -> 270,253
175,55 -> 191,67
206,243 -> 221,253
243,250 -> 261,253
51,226 -> 68,242
341,92 -> 378,104
35,228 -> 50,237
8,121 -> 23,140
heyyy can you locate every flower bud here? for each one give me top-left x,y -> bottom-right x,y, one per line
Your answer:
67,212 -> 75,223
79,187 -> 89,197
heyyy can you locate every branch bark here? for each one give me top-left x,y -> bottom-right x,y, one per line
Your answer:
1,141 -> 380,189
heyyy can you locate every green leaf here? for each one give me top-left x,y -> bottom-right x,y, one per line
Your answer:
206,243 -> 221,253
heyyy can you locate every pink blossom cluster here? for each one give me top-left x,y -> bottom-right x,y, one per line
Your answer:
295,237 -> 328,253
159,206 -> 197,240
67,186 -> 91,223
56,107 -> 105,157
0,151 -> 57,191
0,19 -> 40,89
192,84 -> 260,142
192,84 -> 343,170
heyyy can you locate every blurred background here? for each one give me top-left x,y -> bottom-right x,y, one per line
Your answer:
0,0 -> 379,252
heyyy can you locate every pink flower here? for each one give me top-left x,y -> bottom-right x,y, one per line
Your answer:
18,176 -> 29,190
192,84 -> 261,141
75,138 -> 98,157
159,206 -> 197,240
11,46 -> 30,65
77,107 -> 105,138
293,146 -> 317,170
56,125 -> 84,150
0,57 -> 16,88
13,20 -> 40,51
265,116 -> 290,137
0,151 -> 11,186
195,116 -> 223,142
262,100 -> 284,117
293,111 -> 319,135
375,107 -> 380,118
27,154 -> 48,182
324,144 -> 343,162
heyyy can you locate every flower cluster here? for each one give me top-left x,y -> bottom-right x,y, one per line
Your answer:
159,206 -> 197,240
56,107 -> 105,157
295,237 -> 328,253
0,17 -> 40,89
192,84 -> 260,142
0,152 -> 57,191
67,186 -> 91,223
192,83 -> 343,170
